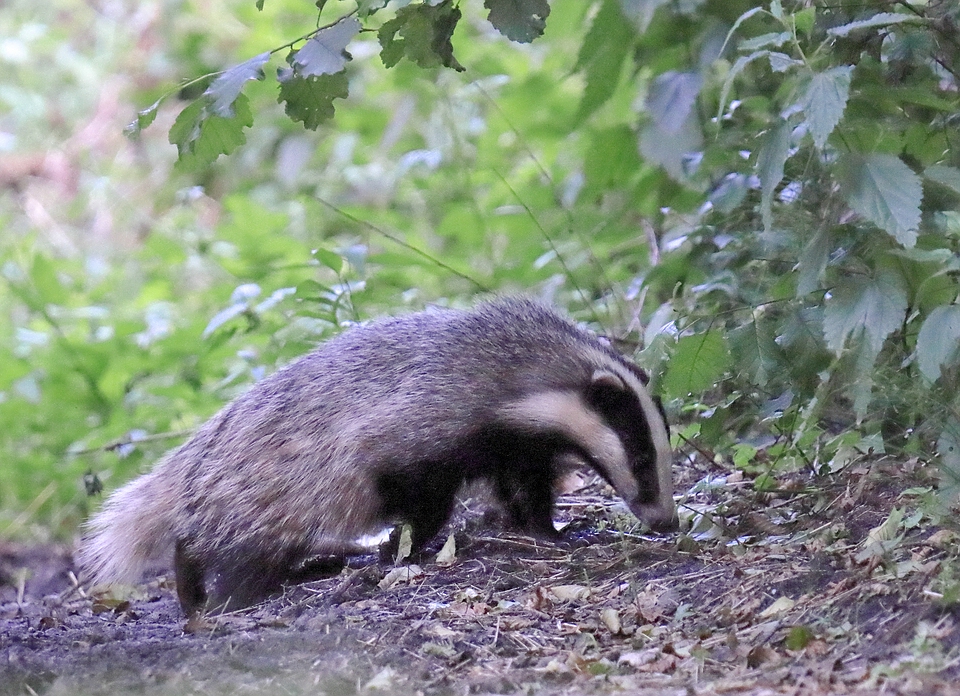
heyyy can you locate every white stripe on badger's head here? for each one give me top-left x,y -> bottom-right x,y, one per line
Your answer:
588,364 -> 675,531
497,359 -> 675,531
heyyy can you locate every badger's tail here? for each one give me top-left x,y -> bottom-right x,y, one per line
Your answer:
76,470 -> 177,587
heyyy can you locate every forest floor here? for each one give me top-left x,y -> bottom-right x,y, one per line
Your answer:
1,453 -> 959,696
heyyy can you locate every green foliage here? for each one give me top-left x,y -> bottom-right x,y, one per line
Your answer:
4,0 -> 960,537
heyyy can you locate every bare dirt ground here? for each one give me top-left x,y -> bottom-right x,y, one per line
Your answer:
1,455 -> 959,696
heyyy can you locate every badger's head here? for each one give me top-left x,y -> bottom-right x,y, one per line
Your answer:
497,363 -> 676,532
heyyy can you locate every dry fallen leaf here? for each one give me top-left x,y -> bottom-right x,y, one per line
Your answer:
435,533 -> 457,566
378,564 -> 423,590
550,584 -> 591,602
759,596 -> 795,619
600,607 -> 621,635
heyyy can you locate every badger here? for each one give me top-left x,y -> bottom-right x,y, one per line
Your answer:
77,297 -> 675,616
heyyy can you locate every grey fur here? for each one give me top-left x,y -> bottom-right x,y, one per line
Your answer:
77,298 -> 674,615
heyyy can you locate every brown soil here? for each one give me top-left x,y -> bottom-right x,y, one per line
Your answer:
2,457 -> 959,696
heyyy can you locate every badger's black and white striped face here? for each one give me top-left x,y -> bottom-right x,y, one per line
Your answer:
496,357 -> 675,532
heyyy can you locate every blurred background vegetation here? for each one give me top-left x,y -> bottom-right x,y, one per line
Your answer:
1,0 -> 958,543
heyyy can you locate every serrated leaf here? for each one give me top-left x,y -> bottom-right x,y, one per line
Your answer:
574,0 -> 635,124
926,165 -> 960,195
618,0 -> 669,33
647,72 -> 702,135
484,0 -> 550,43
379,4 -> 464,71
823,270 -> 907,355
916,305 -> 960,382
827,12 -> 922,38
205,52 -> 270,117
800,66 -> 852,149
758,118 -> 792,233
292,19 -> 360,77
839,153 -> 922,247
729,316 -> 782,387
662,331 -> 731,398
277,70 -> 349,130
170,94 -> 253,170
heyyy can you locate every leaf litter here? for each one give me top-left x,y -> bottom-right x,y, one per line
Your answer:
1,450 -> 959,695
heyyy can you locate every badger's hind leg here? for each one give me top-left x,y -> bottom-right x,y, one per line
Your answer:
174,538 -> 208,617
175,538 -> 311,615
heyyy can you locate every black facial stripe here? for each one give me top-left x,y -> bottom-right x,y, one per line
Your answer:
584,379 -> 661,504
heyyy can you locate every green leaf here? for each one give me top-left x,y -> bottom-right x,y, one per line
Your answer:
358,0 -> 388,18
800,66 -> 852,149
574,0 -> 635,124
647,72 -> 702,135
379,3 -> 464,71
916,305 -> 960,383
312,247 -> 343,274
823,270 -> 907,355
757,118 -> 792,233
205,52 -> 270,117
729,317 -> 782,387
785,625 -> 814,651
291,19 -> 360,77
170,94 -> 254,170
717,51 -> 802,120
662,331 -> 732,398
484,0 -> 550,43
827,12 -> 923,38
124,99 -> 161,138
838,153 -> 922,247
277,70 -> 349,130
925,165 -> 960,195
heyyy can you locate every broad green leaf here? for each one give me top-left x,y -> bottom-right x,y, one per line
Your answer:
574,0 -> 635,124
292,19 -> 360,77
800,66 -> 853,149
277,70 -> 349,130
827,12 -> 922,38
30,255 -> 68,306
618,0 -> 669,33
205,52 -> 270,117
823,270 -> 907,355
484,0 -> 550,43
757,118 -> 792,233
926,165 -> 960,195
793,7 -> 815,36
170,94 -> 254,170
729,316 -> 782,387
916,305 -> 960,382
647,72 -> 702,135
838,153 -> 922,247
662,331 -> 732,398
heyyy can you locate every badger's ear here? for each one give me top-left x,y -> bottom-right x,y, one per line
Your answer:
590,370 -> 625,392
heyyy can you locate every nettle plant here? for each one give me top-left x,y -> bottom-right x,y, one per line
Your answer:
131,1 -> 959,502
